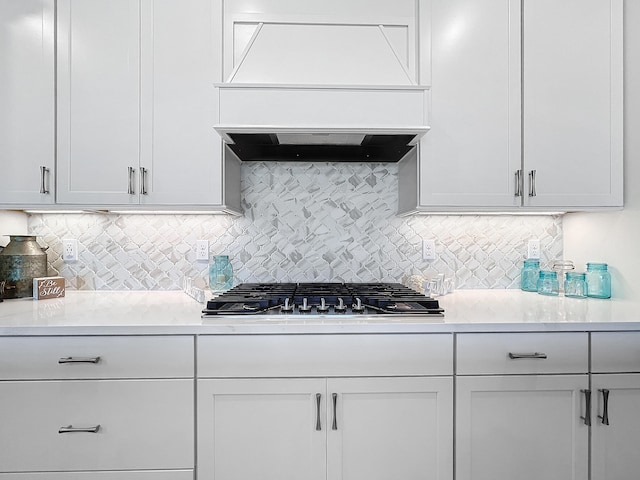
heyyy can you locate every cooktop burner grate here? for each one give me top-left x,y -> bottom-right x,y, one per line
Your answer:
202,282 -> 443,317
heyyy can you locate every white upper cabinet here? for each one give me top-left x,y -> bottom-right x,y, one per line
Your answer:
223,0 -> 417,85
0,0 -> 55,206
56,0 -> 141,206
401,0 -> 623,213
56,0 -> 241,211
408,0 -> 521,210
522,0 -> 623,208
139,0 -> 237,208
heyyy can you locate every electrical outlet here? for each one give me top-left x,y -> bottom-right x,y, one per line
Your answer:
528,239 -> 541,259
422,239 -> 436,261
196,240 -> 209,262
62,239 -> 78,262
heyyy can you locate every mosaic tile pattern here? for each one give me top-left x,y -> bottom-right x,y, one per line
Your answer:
28,162 -> 563,290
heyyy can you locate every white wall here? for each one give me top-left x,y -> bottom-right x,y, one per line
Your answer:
0,211 -> 28,247
563,0 -> 640,299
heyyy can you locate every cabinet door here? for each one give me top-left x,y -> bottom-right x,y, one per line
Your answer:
591,374 -> 640,480
327,377 -> 453,480
456,375 -> 589,480
56,0 -> 141,205
139,0 -> 225,206
0,0 -> 55,205
197,378 -> 326,480
523,0 -> 623,208
415,0 -> 521,209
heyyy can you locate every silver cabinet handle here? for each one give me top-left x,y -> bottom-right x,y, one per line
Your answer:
315,393 -> 322,431
140,167 -> 148,195
58,356 -> 101,364
598,389 -> 610,425
39,166 -> 50,194
514,170 -> 523,197
58,424 -> 101,434
581,389 -> 592,426
127,166 -> 135,194
331,393 -> 338,431
528,169 -> 537,197
508,352 -> 548,360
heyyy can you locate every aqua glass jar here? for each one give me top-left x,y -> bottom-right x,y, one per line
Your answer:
537,270 -> 559,296
209,255 -> 233,292
586,263 -> 611,299
564,272 -> 587,298
520,259 -> 540,292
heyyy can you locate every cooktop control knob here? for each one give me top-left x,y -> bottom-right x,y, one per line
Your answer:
317,297 -> 329,312
335,297 -> 347,313
352,297 -> 364,313
281,298 -> 294,313
299,297 -> 312,313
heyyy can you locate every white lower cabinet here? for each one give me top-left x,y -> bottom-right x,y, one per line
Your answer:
0,379 -> 193,473
198,378 -> 327,480
456,375 -> 589,480
591,332 -> 640,480
0,335 -> 194,478
197,376 -> 453,480
455,332 -> 590,480
326,376 -> 453,480
591,374 -> 640,480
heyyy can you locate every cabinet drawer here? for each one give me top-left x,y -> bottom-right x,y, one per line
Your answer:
0,379 -> 193,472
0,472 -> 193,480
456,333 -> 588,375
0,336 -> 193,379
592,332 -> 640,373
198,334 -> 453,377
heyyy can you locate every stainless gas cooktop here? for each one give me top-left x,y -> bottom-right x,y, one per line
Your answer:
201,282 -> 444,319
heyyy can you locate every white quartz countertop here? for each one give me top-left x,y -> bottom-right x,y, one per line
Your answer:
0,289 -> 638,335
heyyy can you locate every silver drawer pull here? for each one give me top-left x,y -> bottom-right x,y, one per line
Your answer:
40,166 -> 50,194
315,393 -> 322,431
581,389 -> 592,426
332,393 -> 338,431
58,424 -> 101,434
58,356 -> 101,364
598,389 -> 610,425
127,166 -> 135,195
508,352 -> 548,360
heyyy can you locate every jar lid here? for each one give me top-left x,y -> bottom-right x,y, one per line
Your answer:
587,262 -> 608,270
566,272 -> 586,280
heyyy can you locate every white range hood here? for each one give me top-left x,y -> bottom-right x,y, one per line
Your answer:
214,21 -> 430,162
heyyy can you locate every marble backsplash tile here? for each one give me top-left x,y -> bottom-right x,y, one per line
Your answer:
28,162 -> 563,290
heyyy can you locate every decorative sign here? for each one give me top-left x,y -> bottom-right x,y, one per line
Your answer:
33,276 -> 66,300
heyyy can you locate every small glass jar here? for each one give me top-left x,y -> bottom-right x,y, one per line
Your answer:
552,260 -> 575,294
209,255 -> 233,293
520,259 -> 540,292
537,270 -> 559,296
586,262 -> 611,299
564,272 -> 587,298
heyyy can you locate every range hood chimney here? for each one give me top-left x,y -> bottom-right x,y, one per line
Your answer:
214,21 -> 430,163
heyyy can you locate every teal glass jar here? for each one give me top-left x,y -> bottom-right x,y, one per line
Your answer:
586,262 -> 611,299
537,270 -> 559,296
520,259 -> 540,292
209,255 -> 233,292
564,272 -> 587,298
